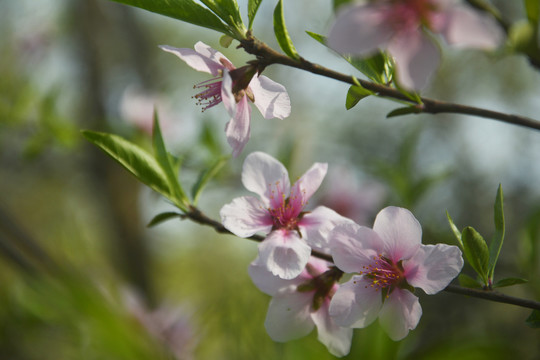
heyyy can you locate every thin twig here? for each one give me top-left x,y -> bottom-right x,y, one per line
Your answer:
240,36 -> 540,131
182,206 -> 540,311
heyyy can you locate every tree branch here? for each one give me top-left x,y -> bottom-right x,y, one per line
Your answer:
182,206 -> 540,311
240,36 -> 540,131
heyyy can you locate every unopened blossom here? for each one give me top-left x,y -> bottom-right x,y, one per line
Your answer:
328,0 -> 503,89
329,206 -> 463,340
160,42 -> 291,156
220,151 -> 351,279
249,257 -> 352,357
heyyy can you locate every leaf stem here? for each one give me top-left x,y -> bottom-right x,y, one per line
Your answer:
239,36 -> 540,131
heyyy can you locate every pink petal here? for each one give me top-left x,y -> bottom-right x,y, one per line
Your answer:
249,75 -> 291,119
248,259 -> 305,296
387,30 -> 441,90
224,94 -> 251,157
242,152 -> 290,207
329,222 -> 384,274
329,275 -> 382,328
378,288 -> 422,341
159,42 -> 225,76
311,300 -> 353,357
327,3 -> 394,56
220,196 -> 273,238
258,229 -> 312,280
442,6 -> 503,49
405,244 -> 463,295
289,162 -> 328,210
298,206 -> 353,253
221,69 -> 236,117
264,286 -> 314,341
372,206 -> 422,263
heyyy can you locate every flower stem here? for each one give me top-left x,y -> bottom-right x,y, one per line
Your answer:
239,36 -> 540,131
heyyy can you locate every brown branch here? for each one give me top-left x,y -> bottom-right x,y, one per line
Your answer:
182,206 -> 540,311
240,36 -> 540,131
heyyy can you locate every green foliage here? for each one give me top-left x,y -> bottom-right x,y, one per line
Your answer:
346,85 -> 373,110
305,30 -> 326,44
273,0 -> 299,59
199,0 -> 245,34
492,277 -> 528,288
347,52 -> 392,84
247,0 -> 263,29
386,106 -> 422,118
488,184 -> 505,281
462,226 -> 490,286
526,310 -> 540,328
446,211 -> 464,248
147,211 -> 183,227
458,274 -> 483,289
191,156 -> 229,205
524,0 -> 540,24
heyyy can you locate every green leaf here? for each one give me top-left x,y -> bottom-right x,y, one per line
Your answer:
109,0 -> 233,37
200,0 -> 245,34
248,0 -> 263,29
82,130 -> 171,198
305,30 -> 326,45
347,52 -> 391,84
525,0 -> 540,24
220,34 -> 234,48
273,0 -> 299,59
446,211 -> 464,248
346,85 -> 373,110
488,184 -> 505,281
386,106 -> 421,118
458,274 -> 483,289
526,310 -> 540,328
492,277 -> 528,288
152,112 -> 188,209
462,226 -> 490,285
191,156 -> 229,205
147,212 -> 183,227
333,0 -> 354,11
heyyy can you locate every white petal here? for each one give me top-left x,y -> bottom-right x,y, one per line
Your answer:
221,69 -> 236,117
299,206 -> 353,253
220,196 -> 273,238
311,301 -> 353,357
249,75 -> 291,119
224,95 -> 251,157
387,30 -> 440,90
327,3 -> 394,56
378,288 -> 422,341
329,222 -> 383,274
258,230 -> 312,280
264,286 -> 314,341
290,162 -> 328,208
405,244 -> 464,294
242,152 -> 290,206
248,259 -> 300,296
442,6 -> 503,49
372,206 -> 422,263
159,42 -> 225,76
329,275 -> 381,328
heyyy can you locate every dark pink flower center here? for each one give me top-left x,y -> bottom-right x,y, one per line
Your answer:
193,77 -> 223,112
384,0 -> 439,31
267,181 -> 306,231
360,254 -> 404,292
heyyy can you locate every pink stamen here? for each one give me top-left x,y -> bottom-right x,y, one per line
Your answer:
193,77 -> 223,111
360,254 -> 403,292
267,181 -> 306,230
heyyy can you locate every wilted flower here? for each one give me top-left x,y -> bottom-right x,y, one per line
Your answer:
329,206 -> 463,340
249,257 -> 352,357
160,42 -> 291,156
220,151 -> 350,279
328,0 -> 503,89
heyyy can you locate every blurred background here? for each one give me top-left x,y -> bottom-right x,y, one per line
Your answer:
1,0 -> 539,359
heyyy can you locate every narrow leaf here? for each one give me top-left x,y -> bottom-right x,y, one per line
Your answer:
82,130 -> 171,198
305,30 -> 326,45
248,0 -> 263,29
446,211 -> 463,248
386,106 -> 421,118
348,52 -> 389,83
488,184 -> 505,280
345,85 -> 373,110
109,0 -> 232,36
458,274 -> 483,289
147,212 -> 183,227
462,226 -> 490,285
273,0 -> 299,59
525,0 -> 540,24
200,0 -> 245,33
191,156 -> 229,205
493,277 -> 528,288
526,310 -> 540,328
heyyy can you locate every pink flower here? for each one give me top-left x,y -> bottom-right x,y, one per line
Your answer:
328,206 -> 463,340
249,257 -> 352,357
160,42 -> 291,156
327,0 -> 503,89
220,151 -> 351,279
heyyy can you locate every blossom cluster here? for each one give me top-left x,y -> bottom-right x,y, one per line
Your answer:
220,152 -> 464,356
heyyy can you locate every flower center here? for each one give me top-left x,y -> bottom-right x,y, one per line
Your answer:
360,254 -> 404,292
384,0 -> 439,31
267,181 -> 305,231
193,76 -> 223,112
